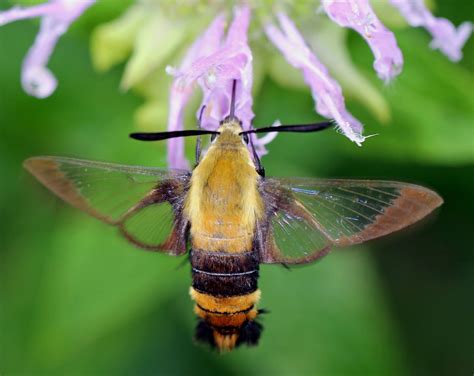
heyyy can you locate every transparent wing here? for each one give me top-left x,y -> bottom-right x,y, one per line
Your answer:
260,178 -> 443,264
260,206 -> 332,265
24,156 -> 190,254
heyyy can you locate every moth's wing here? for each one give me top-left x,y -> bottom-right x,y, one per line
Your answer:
259,178 -> 443,265
24,156 -> 191,255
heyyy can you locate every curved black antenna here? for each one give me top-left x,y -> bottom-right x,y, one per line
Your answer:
240,121 -> 333,135
130,129 -> 219,141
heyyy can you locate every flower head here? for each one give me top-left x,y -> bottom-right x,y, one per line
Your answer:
164,6 -> 278,168
1,0 -> 472,168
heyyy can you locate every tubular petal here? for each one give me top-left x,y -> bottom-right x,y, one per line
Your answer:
166,14 -> 226,169
265,12 -> 365,146
0,3 -> 56,26
306,20 -> 391,123
0,0 -> 95,98
322,0 -> 403,82
390,0 -> 472,61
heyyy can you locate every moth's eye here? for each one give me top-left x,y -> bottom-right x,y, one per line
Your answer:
242,133 -> 249,144
211,133 -> 217,142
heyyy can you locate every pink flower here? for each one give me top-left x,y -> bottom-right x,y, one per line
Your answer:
0,0 -> 95,98
166,6 -> 276,168
390,0 -> 472,62
265,12 -> 365,146
1,1 -> 472,168
322,0 -> 403,83
165,14 -> 227,169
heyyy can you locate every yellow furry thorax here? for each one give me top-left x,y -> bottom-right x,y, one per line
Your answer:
184,119 -> 264,253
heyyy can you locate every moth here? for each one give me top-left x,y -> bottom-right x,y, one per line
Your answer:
24,81 -> 443,352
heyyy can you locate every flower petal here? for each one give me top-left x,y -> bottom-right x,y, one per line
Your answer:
264,12 -> 365,146
1,0 -> 95,98
322,0 -> 403,82
220,5 -> 254,130
306,19 -> 391,123
390,0 -> 472,62
166,14 -> 226,169
197,7 -> 272,158
167,93 -> 190,170
0,3 -> 56,26
170,7 -> 253,130
165,6 -> 271,166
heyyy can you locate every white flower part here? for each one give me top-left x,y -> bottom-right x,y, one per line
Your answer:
165,65 -> 178,76
21,66 -> 57,99
264,12 -> 365,146
390,0 -> 472,62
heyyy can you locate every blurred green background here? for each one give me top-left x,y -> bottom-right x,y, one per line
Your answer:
1,1 -> 473,375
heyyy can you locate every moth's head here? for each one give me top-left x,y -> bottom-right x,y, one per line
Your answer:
194,318 -> 263,352
211,115 -> 249,147
219,115 -> 243,133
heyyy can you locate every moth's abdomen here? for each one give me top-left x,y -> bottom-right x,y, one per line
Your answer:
191,249 -> 259,295
190,249 -> 262,351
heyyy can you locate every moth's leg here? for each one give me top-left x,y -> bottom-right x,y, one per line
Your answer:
195,106 -> 206,165
249,136 -> 265,177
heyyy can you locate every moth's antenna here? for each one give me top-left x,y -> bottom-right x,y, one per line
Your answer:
229,79 -> 237,119
240,121 -> 333,135
130,129 -> 219,141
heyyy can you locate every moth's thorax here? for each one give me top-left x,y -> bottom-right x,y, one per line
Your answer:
184,121 -> 264,253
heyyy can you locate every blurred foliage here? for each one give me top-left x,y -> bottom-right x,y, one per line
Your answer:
0,1 -> 473,375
